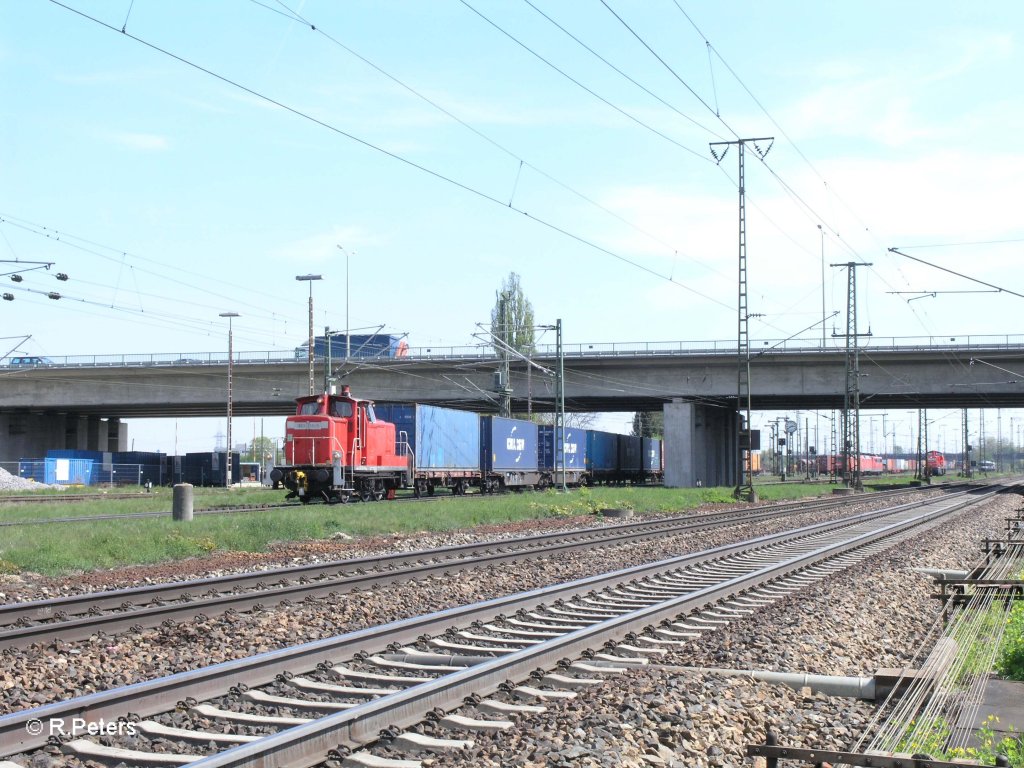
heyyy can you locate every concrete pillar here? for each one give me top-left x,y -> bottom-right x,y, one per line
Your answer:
106,418 -> 127,451
86,415 -> 104,451
664,400 -> 738,488
70,415 -> 90,450
0,413 -> 68,463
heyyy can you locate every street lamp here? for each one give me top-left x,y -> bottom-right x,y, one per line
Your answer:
818,224 -> 825,347
336,246 -> 354,361
219,312 -> 240,489
295,274 -> 322,395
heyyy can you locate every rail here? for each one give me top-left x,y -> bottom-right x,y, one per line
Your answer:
0,486 -> 996,761
4,333 -> 1024,369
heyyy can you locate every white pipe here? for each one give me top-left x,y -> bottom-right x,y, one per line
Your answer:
679,667 -> 876,699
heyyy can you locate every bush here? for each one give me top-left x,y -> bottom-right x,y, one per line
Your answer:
996,603 -> 1024,681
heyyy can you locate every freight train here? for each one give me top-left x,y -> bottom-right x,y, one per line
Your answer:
269,386 -> 663,503
810,451 -> 945,477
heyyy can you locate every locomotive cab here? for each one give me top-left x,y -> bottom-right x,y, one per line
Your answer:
273,385 -> 408,503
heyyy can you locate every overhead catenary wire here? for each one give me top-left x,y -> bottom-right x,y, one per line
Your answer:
48,0 -> 737,319
255,0 -> 716,278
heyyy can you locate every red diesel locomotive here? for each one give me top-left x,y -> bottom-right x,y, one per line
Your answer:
270,385 -> 409,503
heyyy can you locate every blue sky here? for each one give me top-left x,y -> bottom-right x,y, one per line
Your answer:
2,1 -> 1023,453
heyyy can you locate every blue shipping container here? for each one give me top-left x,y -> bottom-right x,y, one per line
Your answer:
47,449 -> 105,461
586,430 -> 618,471
45,457 -> 96,485
482,416 -> 539,472
538,426 -> 588,471
618,435 -> 643,472
183,452 -> 240,486
298,334 -> 409,360
642,438 -> 663,472
375,403 -> 479,471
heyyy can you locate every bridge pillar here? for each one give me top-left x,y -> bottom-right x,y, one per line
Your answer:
0,413 -> 67,463
0,413 -> 129,463
107,417 -> 127,452
663,400 -> 738,488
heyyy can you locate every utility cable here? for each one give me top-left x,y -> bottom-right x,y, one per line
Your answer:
257,0 -> 718,279
458,0 -> 711,162
49,0 -> 734,314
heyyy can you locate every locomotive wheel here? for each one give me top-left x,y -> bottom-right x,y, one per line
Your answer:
372,489 -> 385,501
359,488 -> 372,503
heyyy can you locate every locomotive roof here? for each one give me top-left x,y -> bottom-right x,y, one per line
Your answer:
295,387 -> 373,405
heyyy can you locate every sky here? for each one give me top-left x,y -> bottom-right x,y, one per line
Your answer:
2,0 -> 1024,455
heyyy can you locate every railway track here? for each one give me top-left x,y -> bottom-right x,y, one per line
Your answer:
0,485 -> 955,650
0,484 -> 1002,766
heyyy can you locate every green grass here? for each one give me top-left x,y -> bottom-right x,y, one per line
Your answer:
0,480 -> 910,577
0,487 -> 285,522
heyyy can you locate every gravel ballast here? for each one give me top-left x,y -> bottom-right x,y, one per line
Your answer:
0,487 -> 1017,767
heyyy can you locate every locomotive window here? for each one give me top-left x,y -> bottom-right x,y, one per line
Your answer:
299,401 -> 322,415
331,400 -> 353,418
365,404 -> 376,422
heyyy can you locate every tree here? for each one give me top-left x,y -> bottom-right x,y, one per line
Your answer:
490,272 -> 535,355
247,436 -> 278,464
631,411 -> 664,438
536,411 -> 600,430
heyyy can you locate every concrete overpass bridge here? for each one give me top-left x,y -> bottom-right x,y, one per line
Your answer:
3,334 -> 1023,485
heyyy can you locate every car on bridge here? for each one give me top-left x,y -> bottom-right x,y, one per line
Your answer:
6,356 -> 53,366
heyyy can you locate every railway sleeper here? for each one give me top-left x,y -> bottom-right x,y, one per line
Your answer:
342,753 -> 421,768
190,702 -> 311,726
134,720 -> 261,745
242,688 -> 358,712
437,712 -> 514,732
62,738 -> 195,766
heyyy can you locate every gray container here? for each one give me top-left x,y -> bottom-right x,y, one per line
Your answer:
642,437 -> 663,473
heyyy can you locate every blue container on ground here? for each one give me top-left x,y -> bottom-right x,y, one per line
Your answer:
642,438 -> 663,473
481,416 -> 539,472
538,426 -> 588,471
374,404 -> 479,471
44,457 -> 96,485
183,452 -> 240,486
586,431 -> 618,472
47,449 -> 104,461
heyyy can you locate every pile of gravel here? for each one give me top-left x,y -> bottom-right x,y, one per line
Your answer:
0,466 -> 55,491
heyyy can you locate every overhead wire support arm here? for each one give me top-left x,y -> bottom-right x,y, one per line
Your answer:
888,247 -> 1024,300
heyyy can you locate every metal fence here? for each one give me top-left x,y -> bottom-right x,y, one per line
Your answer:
0,461 -> 165,487
5,334 -> 1024,369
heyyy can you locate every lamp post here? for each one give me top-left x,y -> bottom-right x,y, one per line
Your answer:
219,312 -> 240,489
818,224 -> 825,347
295,274 -> 322,395
336,246 -> 354,361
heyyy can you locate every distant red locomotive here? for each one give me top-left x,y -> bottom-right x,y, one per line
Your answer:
270,385 -> 409,503
925,450 -> 946,476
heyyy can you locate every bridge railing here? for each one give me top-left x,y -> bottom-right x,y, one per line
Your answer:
6,334 -> 1024,368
